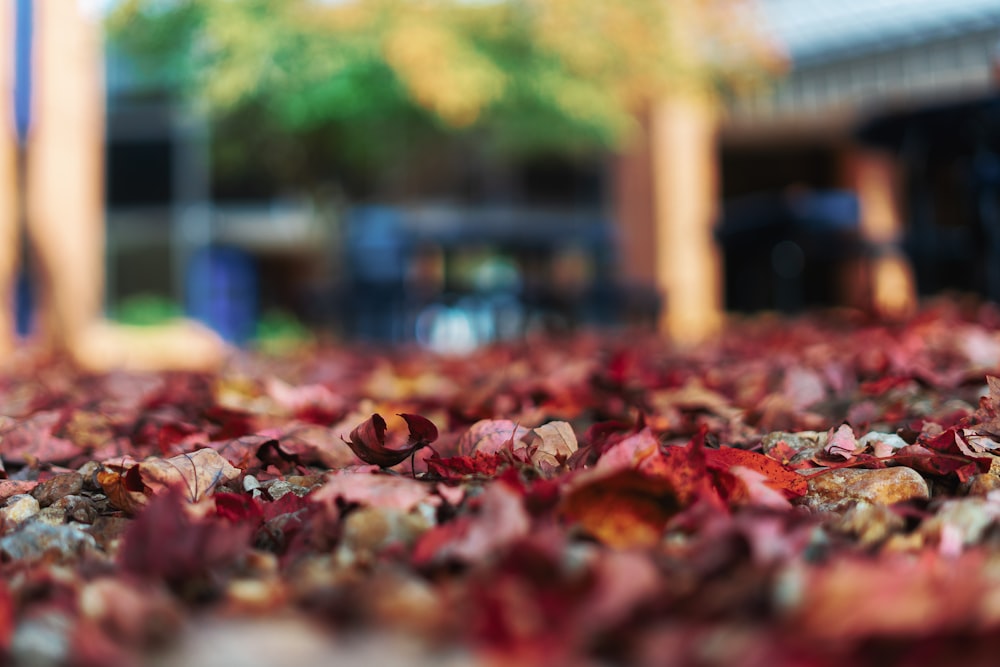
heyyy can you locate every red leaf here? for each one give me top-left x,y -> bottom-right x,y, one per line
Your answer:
399,413 -> 439,447
639,428 -> 721,508
341,413 -> 437,468
120,486 -> 254,588
214,492 -> 264,524
426,452 -> 506,479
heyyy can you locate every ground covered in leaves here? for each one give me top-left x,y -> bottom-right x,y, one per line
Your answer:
6,302 -> 1000,665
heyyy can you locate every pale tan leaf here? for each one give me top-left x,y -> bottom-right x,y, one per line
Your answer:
138,449 -> 241,502
530,421 -> 578,468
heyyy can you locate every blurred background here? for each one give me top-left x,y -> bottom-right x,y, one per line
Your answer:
9,0 -> 1000,352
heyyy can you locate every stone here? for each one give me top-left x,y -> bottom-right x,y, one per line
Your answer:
266,480 -> 295,501
49,495 -> 97,524
2,494 -> 40,525
337,507 -> 432,566
86,516 -> 132,553
36,507 -> 67,527
10,614 -> 72,667
833,501 -> 905,546
77,460 -> 105,492
798,466 -> 929,512
31,473 -> 84,508
918,498 -> 1000,549
961,473 -> 1000,496
0,521 -> 97,562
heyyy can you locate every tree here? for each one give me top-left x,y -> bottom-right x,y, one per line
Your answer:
107,0 -> 778,198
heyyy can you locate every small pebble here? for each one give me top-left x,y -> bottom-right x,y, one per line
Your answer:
31,473 -> 84,508
2,494 -> 40,525
76,461 -> 106,492
834,501 -> 905,546
50,495 -> 97,524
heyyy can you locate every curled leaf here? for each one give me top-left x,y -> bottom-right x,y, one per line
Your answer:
399,413 -> 439,449
342,413 -> 438,468
824,424 -> 861,461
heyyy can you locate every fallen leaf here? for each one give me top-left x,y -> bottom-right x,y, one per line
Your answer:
823,423 -> 860,460
341,413 -> 438,468
99,449 -> 241,513
119,486 -> 254,590
639,429 -> 721,508
456,419 -> 530,457
312,471 -> 434,511
425,452 -> 506,479
528,421 -> 578,469
138,448 -> 242,500
704,447 -> 808,500
561,469 -> 681,548
412,482 -> 530,565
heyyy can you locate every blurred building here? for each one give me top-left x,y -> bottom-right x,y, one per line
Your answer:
101,0 -> 1000,346
104,50 -> 331,343
718,0 -> 1000,311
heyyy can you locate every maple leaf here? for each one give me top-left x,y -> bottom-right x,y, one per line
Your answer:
639,428 -> 723,508
341,413 -> 438,469
412,482 -> 530,565
704,446 -> 808,500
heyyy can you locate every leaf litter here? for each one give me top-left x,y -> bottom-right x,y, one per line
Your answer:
4,305 -> 1000,664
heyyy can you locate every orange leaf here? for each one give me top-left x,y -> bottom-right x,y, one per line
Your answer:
97,466 -> 147,514
704,447 -> 808,499
561,469 -> 682,548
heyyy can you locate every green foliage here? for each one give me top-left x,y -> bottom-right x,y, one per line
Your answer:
107,0 -> 776,192
114,293 -> 183,327
254,309 -> 313,356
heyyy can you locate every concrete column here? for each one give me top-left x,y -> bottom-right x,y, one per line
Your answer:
649,90 -> 723,344
845,147 -> 916,319
26,0 -> 105,352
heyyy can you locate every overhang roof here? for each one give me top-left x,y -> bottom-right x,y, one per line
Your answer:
758,0 -> 1000,68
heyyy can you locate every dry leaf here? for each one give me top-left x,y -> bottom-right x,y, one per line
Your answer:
99,449 -> 241,513
528,421 -> 578,469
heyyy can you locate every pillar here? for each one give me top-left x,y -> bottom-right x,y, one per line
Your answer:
26,0 -> 105,353
649,90 -> 723,344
